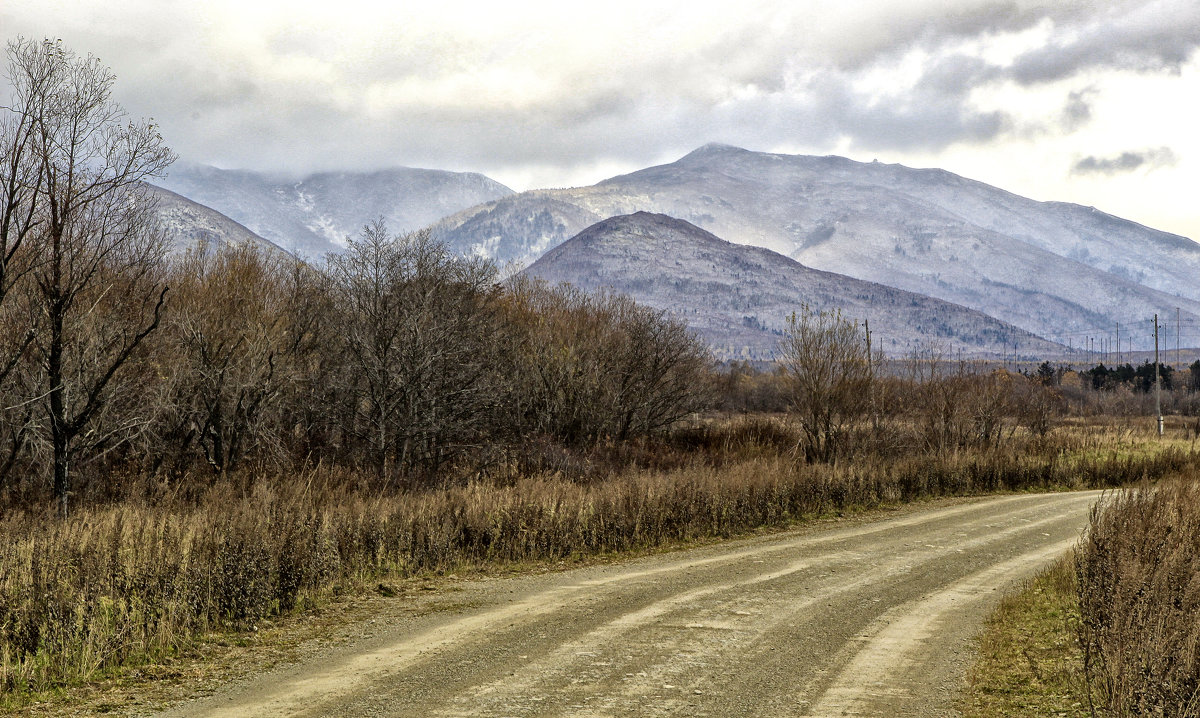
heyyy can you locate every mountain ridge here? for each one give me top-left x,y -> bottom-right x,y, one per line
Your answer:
432,144 -> 1200,349
146,183 -> 285,256
524,212 -> 1066,360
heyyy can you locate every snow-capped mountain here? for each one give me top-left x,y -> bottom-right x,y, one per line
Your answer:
433,144 -> 1200,349
524,212 -> 1065,359
147,184 -> 283,256
157,163 -> 515,258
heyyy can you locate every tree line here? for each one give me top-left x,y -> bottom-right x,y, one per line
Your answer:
0,38 -> 711,514
7,37 -> 1193,518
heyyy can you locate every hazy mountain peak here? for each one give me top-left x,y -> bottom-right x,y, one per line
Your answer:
681,142 -> 746,157
158,163 -> 515,257
145,183 -> 285,256
579,211 -> 718,238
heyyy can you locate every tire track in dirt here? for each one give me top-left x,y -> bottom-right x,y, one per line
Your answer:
800,536 -> 1078,717
152,490 -> 1101,718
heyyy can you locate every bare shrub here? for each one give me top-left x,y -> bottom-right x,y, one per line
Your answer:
1076,481 -> 1200,715
778,306 -> 872,461
711,362 -> 790,413
504,278 -> 712,448
1010,374 -> 1066,440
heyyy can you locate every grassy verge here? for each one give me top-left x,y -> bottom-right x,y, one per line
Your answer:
967,475 -> 1200,718
1,420 -> 1195,712
1075,480 -> 1200,714
962,558 -> 1091,718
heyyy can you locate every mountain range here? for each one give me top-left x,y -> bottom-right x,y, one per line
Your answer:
430,144 -> 1200,349
150,145 -> 1200,355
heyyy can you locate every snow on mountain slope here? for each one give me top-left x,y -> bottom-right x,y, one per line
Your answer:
158,163 -> 515,258
146,184 -> 284,256
524,212 -> 1065,360
432,144 -> 1200,349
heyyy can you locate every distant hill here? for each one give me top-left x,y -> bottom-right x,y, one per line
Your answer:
434,144 -> 1200,349
146,184 -> 284,256
158,163 -> 515,257
524,212 -> 1065,360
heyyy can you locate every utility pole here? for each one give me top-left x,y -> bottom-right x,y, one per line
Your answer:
864,318 -> 872,380
1177,307 -> 1181,369
1116,322 -> 1120,365
1155,313 -> 1163,437
865,319 -> 878,431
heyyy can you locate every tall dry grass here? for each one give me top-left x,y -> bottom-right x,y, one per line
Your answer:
1,419 -> 1193,696
1075,480 -> 1200,716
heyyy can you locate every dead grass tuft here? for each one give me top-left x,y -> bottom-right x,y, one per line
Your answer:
1075,480 -> 1200,715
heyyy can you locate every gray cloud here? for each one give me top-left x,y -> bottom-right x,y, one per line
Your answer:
1072,147 -> 1178,175
806,1 -> 1043,71
1,0 -> 1194,186
1061,86 -> 1099,131
1009,2 -> 1200,85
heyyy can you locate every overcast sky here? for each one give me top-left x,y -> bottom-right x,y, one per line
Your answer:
4,0 -> 1199,240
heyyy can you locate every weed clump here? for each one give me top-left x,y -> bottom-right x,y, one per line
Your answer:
1075,480 -> 1200,715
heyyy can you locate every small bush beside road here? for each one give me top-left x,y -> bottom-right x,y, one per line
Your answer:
967,478 -> 1200,718
1075,481 -> 1200,716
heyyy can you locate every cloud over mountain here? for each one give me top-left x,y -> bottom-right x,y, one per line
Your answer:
1072,147 -> 1178,175
5,0 -> 1196,187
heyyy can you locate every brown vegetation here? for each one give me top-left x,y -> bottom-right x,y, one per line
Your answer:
1,422 -> 1195,698
1075,480 -> 1200,716
4,36 -> 1200,709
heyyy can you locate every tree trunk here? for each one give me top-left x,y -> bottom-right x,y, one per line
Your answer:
48,234 -> 69,517
50,336 -> 71,517
53,434 -> 69,518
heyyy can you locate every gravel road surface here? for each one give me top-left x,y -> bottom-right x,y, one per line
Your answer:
154,490 -> 1101,717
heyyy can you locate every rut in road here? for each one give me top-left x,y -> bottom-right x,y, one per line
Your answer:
152,490 -> 1102,718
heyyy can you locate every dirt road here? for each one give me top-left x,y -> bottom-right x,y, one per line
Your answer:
154,490 -> 1101,718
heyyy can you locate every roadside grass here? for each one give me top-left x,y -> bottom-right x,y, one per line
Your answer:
963,558 -> 1092,718
1,417 -> 1195,713
1075,479 -> 1200,715
967,474 -> 1200,718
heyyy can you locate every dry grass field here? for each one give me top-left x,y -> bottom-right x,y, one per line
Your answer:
1,415 -> 1195,710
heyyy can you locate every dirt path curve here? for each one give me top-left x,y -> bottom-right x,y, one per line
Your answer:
153,490 -> 1102,718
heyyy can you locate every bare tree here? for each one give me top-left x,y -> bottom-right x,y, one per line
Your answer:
504,280 -> 625,446
609,295 -> 712,440
327,220 -> 502,479
505,279 -> 711,447
160,243 -> 295,473
0,38 -> 54,488
5,38 -> 174,515
779,305 -> 872,462
269,255 -> 340,461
